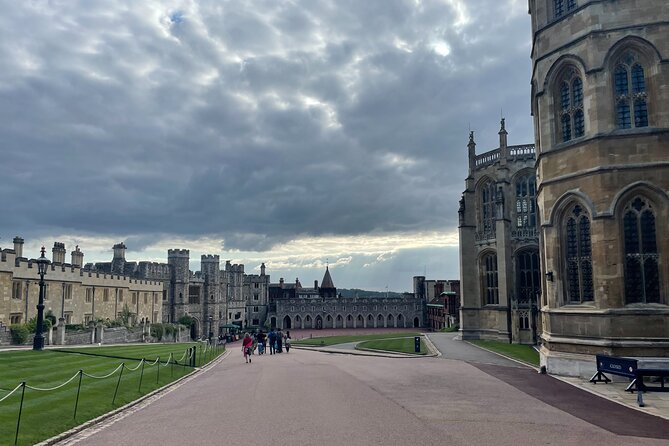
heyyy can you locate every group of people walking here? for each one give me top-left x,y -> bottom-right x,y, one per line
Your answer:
242,329 -> 291,363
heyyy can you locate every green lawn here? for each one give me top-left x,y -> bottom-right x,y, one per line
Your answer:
356,337 -> 427,355
0,343 -> 223,445
440,325 -> 459,333
468,340 -> 540,366
292,332 -> 420,347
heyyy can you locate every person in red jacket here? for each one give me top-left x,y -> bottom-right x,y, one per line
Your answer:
242,333 -> 254,363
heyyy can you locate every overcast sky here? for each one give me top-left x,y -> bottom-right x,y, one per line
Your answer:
0,0 -> 533,291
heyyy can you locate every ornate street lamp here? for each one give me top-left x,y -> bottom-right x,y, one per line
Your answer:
33,246 -> 51,351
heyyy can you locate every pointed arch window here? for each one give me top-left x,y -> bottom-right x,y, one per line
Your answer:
614,53 -> 648,129
515,175 -> 537,229
517,250 -> 540,303
564,204 -> 593,303
480,180 -> 497,236
482,253 -> 499,305
623,197 -> 660,304
557,70 -> 584,142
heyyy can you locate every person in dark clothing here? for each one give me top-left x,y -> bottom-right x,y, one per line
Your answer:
268,329 -> 276,355
276,329 -> 283,353
257,331 -> 266,355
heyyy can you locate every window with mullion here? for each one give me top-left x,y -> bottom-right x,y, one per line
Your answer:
483,254 -> 499,305
480,181 -> 496,235
515,176 -> 537,229
557,72 -> 584,142
614,56 -> 648,129
623,198 -> 660,304
564,204 -> 593,303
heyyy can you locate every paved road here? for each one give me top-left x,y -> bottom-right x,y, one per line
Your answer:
59,341 -> 669,446
426,332 -> 522,367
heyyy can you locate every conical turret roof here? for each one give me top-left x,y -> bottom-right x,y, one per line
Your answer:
321,266 -> 335,289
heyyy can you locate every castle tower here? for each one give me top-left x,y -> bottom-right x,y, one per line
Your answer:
111,243 -> 127,275
71,245 -> 84,268
529,1 -> 669,375
201,254 -> 221,336
168,249 -> 190,323
52,242 -> 66,264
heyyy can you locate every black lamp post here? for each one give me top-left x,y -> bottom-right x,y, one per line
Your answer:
33,246 -> 50,351
208,316 -> 213,343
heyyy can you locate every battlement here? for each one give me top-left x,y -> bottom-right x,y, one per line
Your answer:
112,242 -> 127,250
201,254 -> 220,262
53,242 -> 66,250
168,249 -> 189,258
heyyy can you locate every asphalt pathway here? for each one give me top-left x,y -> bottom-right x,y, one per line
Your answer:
58,340 -> 669,446
426,332 -> 523,366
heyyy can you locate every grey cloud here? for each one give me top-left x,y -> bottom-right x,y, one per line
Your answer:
0,0 -> 533,253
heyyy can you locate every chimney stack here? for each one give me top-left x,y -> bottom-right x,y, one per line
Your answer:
315,280 -> 318,289
52,242 -> 66,264
13,237 -> 24,258
71,245 -> 84,267
279,278 -> 284,288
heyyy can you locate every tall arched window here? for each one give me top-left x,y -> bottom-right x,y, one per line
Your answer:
564,204 -> 593,303
614,53 -> 648,129
515,175 -> 537,229
623,197 -> 660,304
482,253 -> 499,305
480,180 -> 497,235
557,69 -> 584,142
517,250 -> 540,303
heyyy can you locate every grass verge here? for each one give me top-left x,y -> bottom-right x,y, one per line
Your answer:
468,340 -> 539,366
292,332 -> 420,347
0,343 -> 223,445
440,325 -> 459,333
356,337 -> 427,355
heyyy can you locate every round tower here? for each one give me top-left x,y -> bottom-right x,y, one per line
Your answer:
529,0 -> 669,376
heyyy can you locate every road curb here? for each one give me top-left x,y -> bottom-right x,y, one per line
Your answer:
42,350 -> 229,446
293,335 -> 437,358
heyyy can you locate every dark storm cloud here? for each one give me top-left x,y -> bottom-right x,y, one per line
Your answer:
0,0 -> 533,250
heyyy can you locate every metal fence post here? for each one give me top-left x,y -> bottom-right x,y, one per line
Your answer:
112,363 -> 125,406
73,370 -> 83,419
156,357 -> 160,385
138,360 -> 145,393
14,382 -> 26,446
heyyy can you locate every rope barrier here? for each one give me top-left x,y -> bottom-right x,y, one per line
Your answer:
3,345 -> 207,445
125,359 -> 145,372
0,383 -> 24,403
82,363 -> 124,380
161,353 -> 173,367
25,372 -> 81,391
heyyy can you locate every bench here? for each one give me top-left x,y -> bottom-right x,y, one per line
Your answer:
590,354 -> 669,407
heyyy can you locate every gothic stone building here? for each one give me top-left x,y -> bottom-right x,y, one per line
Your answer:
268,267 -> 424,330
529,0 -> 669,376
458,121 -> 541,345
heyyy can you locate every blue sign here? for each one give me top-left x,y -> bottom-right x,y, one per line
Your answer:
596,354 -> 637,378
414,336 -> 421,353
